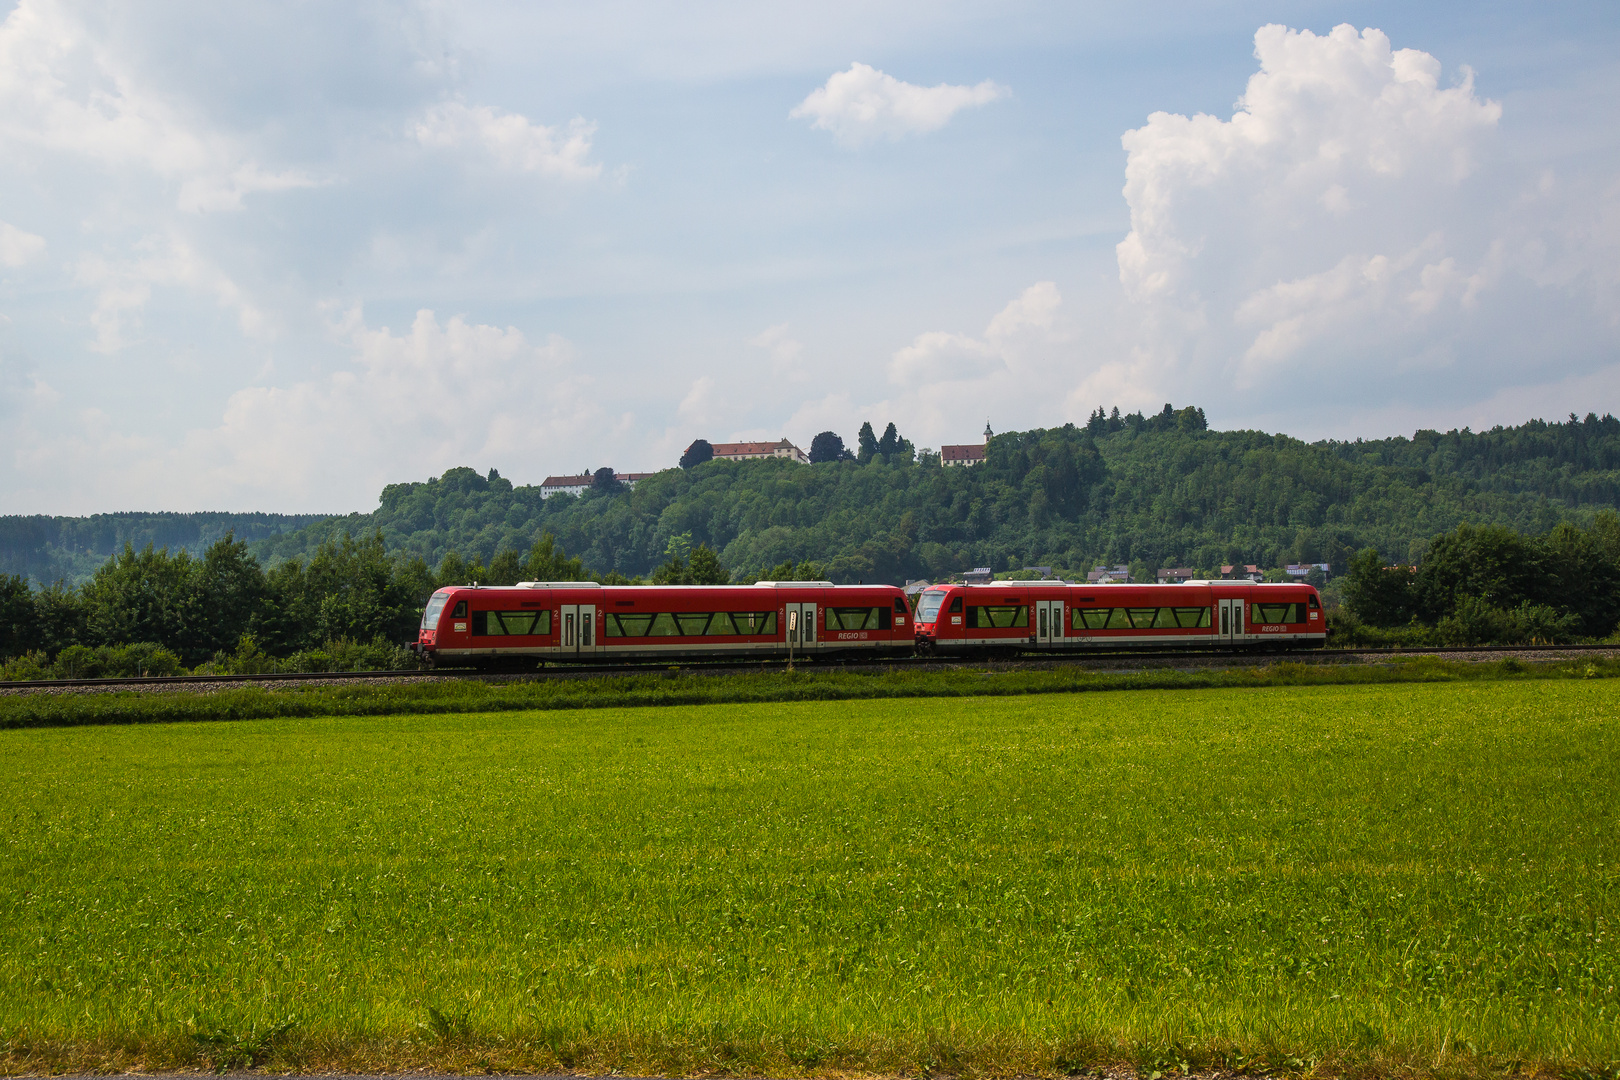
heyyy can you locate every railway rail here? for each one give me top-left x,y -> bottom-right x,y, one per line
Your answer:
3,642 -> 1616,691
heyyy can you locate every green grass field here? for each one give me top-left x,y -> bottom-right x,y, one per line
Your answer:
2,681 -> 1617,1077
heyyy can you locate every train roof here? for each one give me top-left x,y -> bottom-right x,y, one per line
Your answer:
442,580 -> 879,590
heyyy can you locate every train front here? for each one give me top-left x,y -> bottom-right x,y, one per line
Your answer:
410,587 -> 458,665
911,584 -> 957,652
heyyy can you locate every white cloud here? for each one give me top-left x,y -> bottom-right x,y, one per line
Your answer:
890,281 -> 1062,386
0,0 -> 320,212
414,100 -> 603,181
73,236 -> 266,353
6,309 -> 601,510
1117,23 -> 1501,306
791,62 -> 1007,145
0,221 -> 46,267
890,330 -> 1001,384
750,322 -> 806,380
1098,22 -> 1620,419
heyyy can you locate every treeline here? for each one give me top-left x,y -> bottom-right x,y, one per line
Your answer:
247,409 -> 1620,585
1337,516 -> 1620,645
0,529 -> 760,679
0,511 -> 332,586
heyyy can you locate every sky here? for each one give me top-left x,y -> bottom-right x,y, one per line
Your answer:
1,1 -> 1618,514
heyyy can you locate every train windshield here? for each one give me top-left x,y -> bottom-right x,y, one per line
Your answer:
421,592 -> 451,631
916,590 -> 946,623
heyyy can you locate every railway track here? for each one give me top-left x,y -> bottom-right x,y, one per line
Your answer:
3,642 -> 1615,691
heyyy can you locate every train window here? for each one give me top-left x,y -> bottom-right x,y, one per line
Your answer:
648,612 -> 681,636
968,605 -> 1028,629
894,597 -> 908,613
1173,607 -> 1211,628
451,600 -> 467,619
738,611 -> 778,635
948,596 -> 963,613
676,613 -> 712,635
704,612 -> 736,635
1252,603 -> 1305,624
1074,608 -> 1106,630
473,610 -> 550,636
1151,608 -> 1179,629
421,593 -> 450,630
1307,594 -> 1321,608
916,592 -> 945,622
606,613 -> 653,637
827,607 -> 880,630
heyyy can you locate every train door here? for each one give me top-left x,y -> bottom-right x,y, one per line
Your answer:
786,601 -> 819,656
1035,600 -> 1062,647
558,603 -> 602,657
1217,598 -> 1245,644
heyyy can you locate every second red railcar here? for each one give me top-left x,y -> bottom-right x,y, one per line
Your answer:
912,579 -> 1325,654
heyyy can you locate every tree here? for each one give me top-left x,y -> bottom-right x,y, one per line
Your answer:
522,534 -> 589,582
1341,548 -> 1416,626
856,422 -> 879,464
186,533 -> 267,662
81,543 -> 195,650
808,431 -> 846,464
680,440 -> 714,469
686,544 -> 730,584
760,559 -> 826,582
878,422 -> 900,458
591,466 -> 624,494
0,575 -> 33,659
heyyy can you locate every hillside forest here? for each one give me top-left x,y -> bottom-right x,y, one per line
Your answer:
4,407 -> 1620,675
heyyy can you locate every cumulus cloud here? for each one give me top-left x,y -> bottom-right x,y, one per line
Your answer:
1099,22 -> 1618,417
0,221 -> 45,267
7,309 -> 602,510
73,236 -> 266,353
890,281 -> 1062,385
750,322 -> 806,379
791,62 -> 1007,145
414,101 -> 603,181
0,0 -> 320,212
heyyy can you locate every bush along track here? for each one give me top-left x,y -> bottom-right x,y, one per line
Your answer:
1,654 -> 1616,729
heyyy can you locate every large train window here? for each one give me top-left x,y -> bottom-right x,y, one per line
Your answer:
605,610 -> 780,636
607,613 -> 654,636
472,610 -> 554,636
1173,607 -> 1212,628
675,613 -> 711,635
827,607 -> 881,630
916,592 -> 946,622
1253,603 -> 1306,624
967,605 -> 1028,629
1073,606 -> 1213,630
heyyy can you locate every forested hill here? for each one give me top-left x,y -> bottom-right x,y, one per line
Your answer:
247,409 -> 1620,584
0,512 -> 333,585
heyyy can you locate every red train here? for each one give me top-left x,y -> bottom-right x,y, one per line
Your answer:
912,579 -> 1324,654
412,580 -> 912,666
412,577 -> 1325,666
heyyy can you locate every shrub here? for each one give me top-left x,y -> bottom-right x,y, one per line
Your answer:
1435,597 -> 1584,646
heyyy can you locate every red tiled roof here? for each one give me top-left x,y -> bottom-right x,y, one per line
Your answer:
541,474 -> 592,486
712,440 -> 792,456
941,443 -> 986,460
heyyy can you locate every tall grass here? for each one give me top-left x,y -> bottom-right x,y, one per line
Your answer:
3,654 -> 1617,730
2,680 -> 1617,1076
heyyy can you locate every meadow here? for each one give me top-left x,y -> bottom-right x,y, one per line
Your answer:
1,680 -> 1617,1077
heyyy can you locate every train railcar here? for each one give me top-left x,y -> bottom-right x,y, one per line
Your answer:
412,580 -> 912,667
912,579 -> 1325,655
